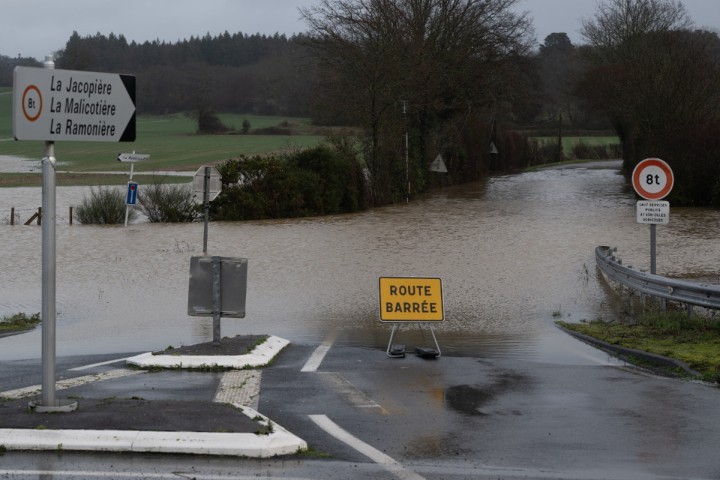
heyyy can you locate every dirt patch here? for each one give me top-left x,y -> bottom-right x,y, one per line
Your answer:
154,335 -> 268,357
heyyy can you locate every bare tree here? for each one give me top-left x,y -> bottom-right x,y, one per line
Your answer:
577,0 -> 720,205
301,0 -> 534,204
580,0 -> 692,58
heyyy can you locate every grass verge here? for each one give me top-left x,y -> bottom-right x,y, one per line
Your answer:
0,312 -> 41,335
0,172 -> 190,188
558,312 -> 720,383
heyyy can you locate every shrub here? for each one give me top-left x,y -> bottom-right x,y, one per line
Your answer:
139,182 -> 199,223
75,187 -> 134,225
196,108 -> 229,134
212,145 -> 367,221
571,140 -> 622,160
252,126 -> 292,135
0,312 -> 41,332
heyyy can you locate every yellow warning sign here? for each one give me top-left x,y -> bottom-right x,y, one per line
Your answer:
378,277 -> 444,322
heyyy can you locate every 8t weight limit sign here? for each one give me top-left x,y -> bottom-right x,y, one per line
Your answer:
632,158 -> 674,201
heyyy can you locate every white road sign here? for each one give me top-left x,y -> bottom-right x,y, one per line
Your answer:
631,158 -> 674,201
13,66 -> 136,142
429,154 -> 448,173
637,200 -> 669,225
117,152 -> 150,162
192,166 -> 222,203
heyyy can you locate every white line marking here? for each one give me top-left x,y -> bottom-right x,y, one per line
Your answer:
309,414 -> 426,480
301,343 -> 332,372
70,356 -> 132,371
0,472 -> 316,480
0,369 -> 144,399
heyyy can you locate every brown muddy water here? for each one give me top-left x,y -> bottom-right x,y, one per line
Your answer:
2,160 -> 719,361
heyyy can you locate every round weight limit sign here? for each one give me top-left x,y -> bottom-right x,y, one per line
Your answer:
632,158 -> 674,200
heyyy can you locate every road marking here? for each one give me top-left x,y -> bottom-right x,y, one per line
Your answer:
317,372 -> 384,411
213,370 -> 261,409
301,342 -> 332,372
0,471 -> 317,480
0,369 -> 144,399
70,356 -> 133,371
309,414 -> 426,480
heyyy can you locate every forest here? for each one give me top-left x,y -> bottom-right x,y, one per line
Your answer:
2,0 -> 720,207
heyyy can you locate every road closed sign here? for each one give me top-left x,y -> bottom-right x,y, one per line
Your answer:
379,277 -> 444,322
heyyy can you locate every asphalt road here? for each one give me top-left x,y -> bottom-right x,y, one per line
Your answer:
2,334 -> 720,479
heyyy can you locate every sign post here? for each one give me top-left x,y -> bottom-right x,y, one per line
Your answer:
188,256 -> 248,345
118,152 -> 149,226
192,166 -> 222,254
378,277 -> 444,358
632,158 -> 674,274
13,60 -> 136,412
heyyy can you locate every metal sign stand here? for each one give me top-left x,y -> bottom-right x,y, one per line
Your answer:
124,158 -> 135,227
188,256 -> 247,345
378,276 -> 444,359
203,167 -> 211,254
31,57 -> 77,413
386,323 -> 441,358
631,158 -> 674,276
14,57 -> 136,414
211,256 -> 222,344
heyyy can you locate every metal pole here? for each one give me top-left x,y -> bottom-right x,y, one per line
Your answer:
203,166 -> 210,254
212,256 -> 221,345
403,100 -> 409,203
40,55 -> 56,408
650,223 -> 657,275
41,142 -> 56,407
124,162 -> 134,227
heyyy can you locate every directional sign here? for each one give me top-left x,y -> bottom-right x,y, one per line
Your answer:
117,152 -> 150,162
126,181 -> 139,205
637,200 -> 669,225
379,277 -> 444,322
13,66 -> 135,142
632,158 -> 674,201
192,166 -> 222,203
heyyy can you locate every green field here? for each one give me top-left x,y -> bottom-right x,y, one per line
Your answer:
532,135 -> 620,153
0,86 -> 325,175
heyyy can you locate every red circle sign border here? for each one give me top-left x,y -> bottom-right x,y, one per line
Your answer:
631,158 -> 674,201
22,85 -> 42,122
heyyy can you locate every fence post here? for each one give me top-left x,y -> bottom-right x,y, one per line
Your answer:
10,207 -> 14,226
69,206 -> 73,225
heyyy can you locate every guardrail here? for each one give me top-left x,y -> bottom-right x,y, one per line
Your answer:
595,245 -> 720,310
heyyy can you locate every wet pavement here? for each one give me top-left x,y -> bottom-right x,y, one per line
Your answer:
2,331 -> 720,479
0,337 -> 305,457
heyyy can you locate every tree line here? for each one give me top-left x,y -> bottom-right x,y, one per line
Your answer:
2,0 -> 720,208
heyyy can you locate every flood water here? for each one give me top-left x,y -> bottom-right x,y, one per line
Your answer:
2,160 -> 720,361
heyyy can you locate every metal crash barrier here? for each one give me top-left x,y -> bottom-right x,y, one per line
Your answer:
595,246 -> 720,310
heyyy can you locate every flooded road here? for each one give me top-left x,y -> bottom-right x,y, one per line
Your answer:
2,160 -> 719,361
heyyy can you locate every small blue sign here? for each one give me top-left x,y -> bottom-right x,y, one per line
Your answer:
126,181 -> 138,205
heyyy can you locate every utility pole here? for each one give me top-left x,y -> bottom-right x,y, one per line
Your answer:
403,100 -> 409,203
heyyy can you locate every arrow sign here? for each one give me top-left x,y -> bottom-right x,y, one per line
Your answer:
13,66 -> 136,142
117,152 -> 150,162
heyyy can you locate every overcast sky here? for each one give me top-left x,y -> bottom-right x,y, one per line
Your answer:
1,0 -> 719,61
